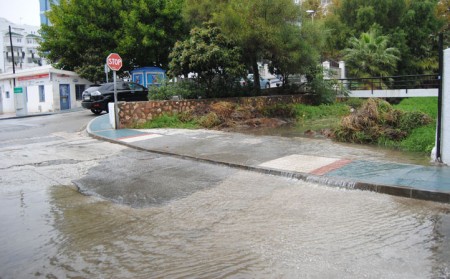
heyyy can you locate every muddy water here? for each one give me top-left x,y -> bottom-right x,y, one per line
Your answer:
1,171 -> 449,278
233,123 -> 433,166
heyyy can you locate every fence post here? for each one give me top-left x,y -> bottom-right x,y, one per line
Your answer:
435,45 -> 449,164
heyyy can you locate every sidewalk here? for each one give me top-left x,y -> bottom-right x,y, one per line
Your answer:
87,114 -> 450,204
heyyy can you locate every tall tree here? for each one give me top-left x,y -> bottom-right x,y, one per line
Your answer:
168,23 -> 246,97
213,0 -> 302,91
343,29 -> 400,79
117,0 -> 185,70
269,20 -> 323,85
39,0 -> 184,82
437,0 -> 450,46
400,0 -> 445,74
325,0 -> 444,75
39,0 -> 124,82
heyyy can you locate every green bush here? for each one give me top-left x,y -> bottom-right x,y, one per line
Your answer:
398,111 -> 433,132
148,81 -> 203,100
342,98 -> 364,109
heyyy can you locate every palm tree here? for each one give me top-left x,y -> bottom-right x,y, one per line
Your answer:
343,29 -> 400,80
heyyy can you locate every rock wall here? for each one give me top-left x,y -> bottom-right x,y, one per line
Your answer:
118,95 -> 308,128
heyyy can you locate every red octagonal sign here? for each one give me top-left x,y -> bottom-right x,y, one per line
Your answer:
106,53 -> 122,71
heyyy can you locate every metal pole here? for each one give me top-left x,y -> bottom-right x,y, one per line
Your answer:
436,33 -> 443,162
113,70 -> 119,129
8,26 -> 16,87
105,64 -> 109,83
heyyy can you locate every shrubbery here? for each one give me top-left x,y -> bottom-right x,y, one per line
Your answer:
333,99 -> 433,149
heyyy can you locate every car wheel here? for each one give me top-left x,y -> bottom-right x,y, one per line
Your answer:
265,83 -> 270,89
91,108 -> 102,115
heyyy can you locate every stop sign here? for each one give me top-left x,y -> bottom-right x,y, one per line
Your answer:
106,53 -> 122,71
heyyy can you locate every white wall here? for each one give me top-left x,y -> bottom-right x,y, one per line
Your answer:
0,79 -> 15,113
439,48 -> 450,164
25,84 -> 54,113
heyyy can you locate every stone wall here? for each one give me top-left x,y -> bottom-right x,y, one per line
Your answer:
118,95 -> 309,128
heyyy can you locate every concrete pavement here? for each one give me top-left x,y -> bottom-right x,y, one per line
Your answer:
87,114 -> 450,204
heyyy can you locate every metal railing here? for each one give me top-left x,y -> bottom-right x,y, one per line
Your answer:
334,74 -> 439,95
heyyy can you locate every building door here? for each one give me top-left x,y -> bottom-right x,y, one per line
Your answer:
59,84 -> 70,110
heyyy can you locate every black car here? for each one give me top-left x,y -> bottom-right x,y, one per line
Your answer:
81,81 -> 148,114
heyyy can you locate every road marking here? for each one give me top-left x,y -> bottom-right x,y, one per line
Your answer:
119,134 -> 162,143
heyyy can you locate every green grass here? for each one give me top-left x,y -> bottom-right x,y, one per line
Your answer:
394,97 -> 438,119
134,114 -> 199,129
293,103 -> 350,120
394,98 -> 437,153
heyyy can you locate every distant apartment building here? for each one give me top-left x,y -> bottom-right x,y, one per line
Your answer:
0,17 -> 45,74
40,0 -> 51,26
40,0 -> 59,26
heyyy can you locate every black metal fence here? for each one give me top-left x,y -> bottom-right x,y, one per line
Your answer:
335,74 -> 439,94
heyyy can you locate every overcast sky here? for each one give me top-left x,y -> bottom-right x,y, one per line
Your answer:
0,0 -> 40,26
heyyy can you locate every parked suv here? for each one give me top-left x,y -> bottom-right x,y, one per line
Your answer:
81,81 -> 148,114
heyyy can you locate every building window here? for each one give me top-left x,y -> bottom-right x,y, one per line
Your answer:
17,38 -> 22,43
75,84 -> 85,100
6,91 -> 10,99
39,85 -> 45,102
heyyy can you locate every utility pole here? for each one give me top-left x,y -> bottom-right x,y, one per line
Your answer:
8,25 -> 16,87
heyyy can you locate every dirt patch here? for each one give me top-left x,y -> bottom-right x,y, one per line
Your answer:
187,101 -> 292,130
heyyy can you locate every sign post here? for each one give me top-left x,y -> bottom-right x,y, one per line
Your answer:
106,53 -> 122,129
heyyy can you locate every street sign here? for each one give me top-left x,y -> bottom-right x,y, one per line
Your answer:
14,87 -> 23,94
106,53 -> 122,71
106,53 -> 122,130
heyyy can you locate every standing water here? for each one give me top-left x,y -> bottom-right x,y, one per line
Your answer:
1,171 -> 449,278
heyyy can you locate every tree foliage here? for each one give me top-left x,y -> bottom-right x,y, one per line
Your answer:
210,0 -> 305,91
269,21 -> 323,85
117,0 -> 185,70
39,0 -> 184,82
343,29 -> 400,79
168,23 -> 246,98
325,0 -> 445,75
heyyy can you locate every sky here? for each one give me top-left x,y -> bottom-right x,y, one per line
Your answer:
0,0 -> 40,26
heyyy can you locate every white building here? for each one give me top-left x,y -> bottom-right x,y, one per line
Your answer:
0,65 -> 93,115
0,17 -> 45,74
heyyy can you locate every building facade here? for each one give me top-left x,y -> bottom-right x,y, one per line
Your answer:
0,17 -> 45,74
0,65 -> 93,115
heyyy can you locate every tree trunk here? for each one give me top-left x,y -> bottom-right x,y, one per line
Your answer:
251,56 -> 261,94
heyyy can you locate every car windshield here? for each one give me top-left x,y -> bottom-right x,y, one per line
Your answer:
97,82 -> 146,92
84,86 -> 100,93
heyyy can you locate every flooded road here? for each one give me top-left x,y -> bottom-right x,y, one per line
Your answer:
1,112 -> 449,278
2,173 -> 450,278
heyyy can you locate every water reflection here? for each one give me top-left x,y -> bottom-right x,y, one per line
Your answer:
2,171 -> 448,278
